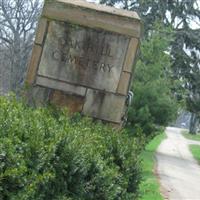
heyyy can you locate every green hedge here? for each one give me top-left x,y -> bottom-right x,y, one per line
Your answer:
0,95 -> 142,200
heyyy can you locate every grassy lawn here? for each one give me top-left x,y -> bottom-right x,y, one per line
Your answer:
139,133 -> 166,200
183,132 -> 200,165
182,132 -> 200,141
189,145 -> 200,164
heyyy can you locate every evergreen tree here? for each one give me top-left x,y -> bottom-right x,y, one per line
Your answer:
127,23 -> 177,136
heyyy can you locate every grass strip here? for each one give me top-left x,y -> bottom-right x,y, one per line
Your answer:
183,132 -> 200,141
139,133 -> 166,200
190,145 -> 200,164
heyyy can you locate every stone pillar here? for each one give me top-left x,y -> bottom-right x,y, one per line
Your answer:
26,0 -> 142,127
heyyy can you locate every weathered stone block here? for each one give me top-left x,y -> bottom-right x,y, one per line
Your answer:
27,86 -> 51,106
35,18 -> 48,45
123,38 -> 139,72
43,0 -> 141,38
117,72 -> 131,95
83,89 -> 126,123
26,45 -> 42,85
50,90 -> 85,113
36,76 -> 86,96
37,21 -> 129,93
26,0 -> 142,126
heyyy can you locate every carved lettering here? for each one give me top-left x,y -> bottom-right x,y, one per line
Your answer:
53,35 -> 116,73
61,36 -> 114,57
101,44 -> 112,57
53,50 -> 114,73
107,64 -> 114,72
68,54 -> 75,64
93,61 -> 99,70
100,63 -> 106,72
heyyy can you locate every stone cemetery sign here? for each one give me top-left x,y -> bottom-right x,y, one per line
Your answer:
26,0 -> 142,126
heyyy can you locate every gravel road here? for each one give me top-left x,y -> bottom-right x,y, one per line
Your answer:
156,127 -> 200,200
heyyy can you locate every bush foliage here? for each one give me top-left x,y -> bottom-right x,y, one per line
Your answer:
0,95 -> 142,200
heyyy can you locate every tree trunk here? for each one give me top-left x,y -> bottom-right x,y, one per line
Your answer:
189,113 -> 198,134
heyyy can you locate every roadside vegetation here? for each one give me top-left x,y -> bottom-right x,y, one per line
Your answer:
127,23 -> 177,138
0,95 -> 168,200
183,132 -> 200,141
182,132 -> 200,165
0,95 -> 144,200
190,145 -> 200,164
139,133 -> 166,200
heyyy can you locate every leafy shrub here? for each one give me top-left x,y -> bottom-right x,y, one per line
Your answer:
0,95 -> 142,200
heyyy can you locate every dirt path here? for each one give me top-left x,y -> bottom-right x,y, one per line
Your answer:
156,127 -> 200,200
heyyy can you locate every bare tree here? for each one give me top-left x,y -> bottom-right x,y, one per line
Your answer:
0,0 -> 42,93
0,47 -> 11,94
